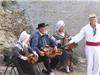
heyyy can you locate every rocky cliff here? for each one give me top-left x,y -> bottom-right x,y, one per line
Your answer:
0,1 -> 29,52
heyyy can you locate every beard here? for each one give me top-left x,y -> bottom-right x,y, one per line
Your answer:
43,30 -> 48,34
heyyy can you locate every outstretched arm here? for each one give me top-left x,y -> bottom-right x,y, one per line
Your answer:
70,27 -> 85,43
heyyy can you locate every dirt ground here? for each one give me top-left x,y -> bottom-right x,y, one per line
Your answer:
0,55 -> 87,75
0,62 -> 86,75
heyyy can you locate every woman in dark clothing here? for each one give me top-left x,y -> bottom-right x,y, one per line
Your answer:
12,31 -> 38,75
51,20 -> 74,73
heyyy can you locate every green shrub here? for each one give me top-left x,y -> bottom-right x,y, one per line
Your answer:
2,47 -> 14,65
72,48 -> 80,65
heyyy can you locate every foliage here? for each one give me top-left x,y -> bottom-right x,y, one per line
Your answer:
72,48 -> 80,65
2,47 -> 14,65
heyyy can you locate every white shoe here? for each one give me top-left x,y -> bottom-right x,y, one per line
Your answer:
50,72 -> 54,75
66,66 -> 70,73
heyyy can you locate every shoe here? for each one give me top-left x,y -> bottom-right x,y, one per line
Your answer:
65,66 -> 70,73
49,72 -> 54,75
69,67 -> 74,72
42,69 -> 49,74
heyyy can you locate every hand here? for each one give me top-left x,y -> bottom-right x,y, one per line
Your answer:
69,40 -> 74,44
65,40 -> 74,46
65,42 -> 71,46
33,51 -> 39,57
68,36 -> 72,40
56,40 -> 61,44
39,51 -> 45,56
20,55 -> 28,60
54,46 -> 58,52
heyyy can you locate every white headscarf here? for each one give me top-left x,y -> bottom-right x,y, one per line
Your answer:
56,20 -> 65,32
55,20 -> 65,37
18,31 -> 30,43
16,31 -> 30,49
16,31 -> 39,57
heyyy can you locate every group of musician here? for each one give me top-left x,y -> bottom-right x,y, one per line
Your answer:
12,20 -> 74,75
11,13 -> 100,75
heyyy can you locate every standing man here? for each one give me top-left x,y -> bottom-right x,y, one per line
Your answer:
30,23 -> 57,75
68,14 -> 100,75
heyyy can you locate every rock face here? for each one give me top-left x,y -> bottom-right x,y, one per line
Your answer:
0,1 -> 29,52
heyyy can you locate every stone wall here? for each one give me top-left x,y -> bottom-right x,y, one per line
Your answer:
0,1 -> 29,52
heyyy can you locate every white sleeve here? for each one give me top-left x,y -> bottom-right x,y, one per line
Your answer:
51,36 -> 56,41
72,28 -> 85,43
51,36 -> 61,44
33,51 -> 39,57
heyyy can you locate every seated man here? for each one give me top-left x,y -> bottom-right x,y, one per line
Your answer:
30,23 -> 57,75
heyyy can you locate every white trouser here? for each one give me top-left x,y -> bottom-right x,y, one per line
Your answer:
85,46 -> 100,75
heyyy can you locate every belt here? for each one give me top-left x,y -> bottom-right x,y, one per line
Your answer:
86,41 -> 100,46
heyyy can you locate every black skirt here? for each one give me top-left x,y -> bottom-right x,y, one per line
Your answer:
12,47 -> 37,75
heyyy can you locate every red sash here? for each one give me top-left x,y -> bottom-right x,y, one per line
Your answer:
86,41 -> 100,46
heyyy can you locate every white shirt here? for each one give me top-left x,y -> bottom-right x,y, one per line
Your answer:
39,31 -> 44,36
72,23 -> 100,43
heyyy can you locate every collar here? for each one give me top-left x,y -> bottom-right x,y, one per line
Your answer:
39,31 -> 44,36
57,32 -> 65,37
89,23 -> 98,29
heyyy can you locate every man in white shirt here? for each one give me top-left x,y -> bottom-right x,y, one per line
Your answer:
69,14 -> 100,75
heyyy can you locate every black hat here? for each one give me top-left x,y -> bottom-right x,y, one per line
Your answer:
36,23 -> 48,29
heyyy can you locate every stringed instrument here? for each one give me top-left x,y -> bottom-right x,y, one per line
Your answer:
18,42 -> 38,64
26,52 -> 38,64
25,47 -> 38,64
63,32 -> 78,49
41,46 -> 63,58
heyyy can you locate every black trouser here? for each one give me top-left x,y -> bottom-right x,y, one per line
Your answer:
38,56 -> 52,73
12,56 -> 36,75
59,50 -> 68,66
50,56 -> 60,69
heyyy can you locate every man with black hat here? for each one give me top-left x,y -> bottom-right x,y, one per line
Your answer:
30,23 -> 57,75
